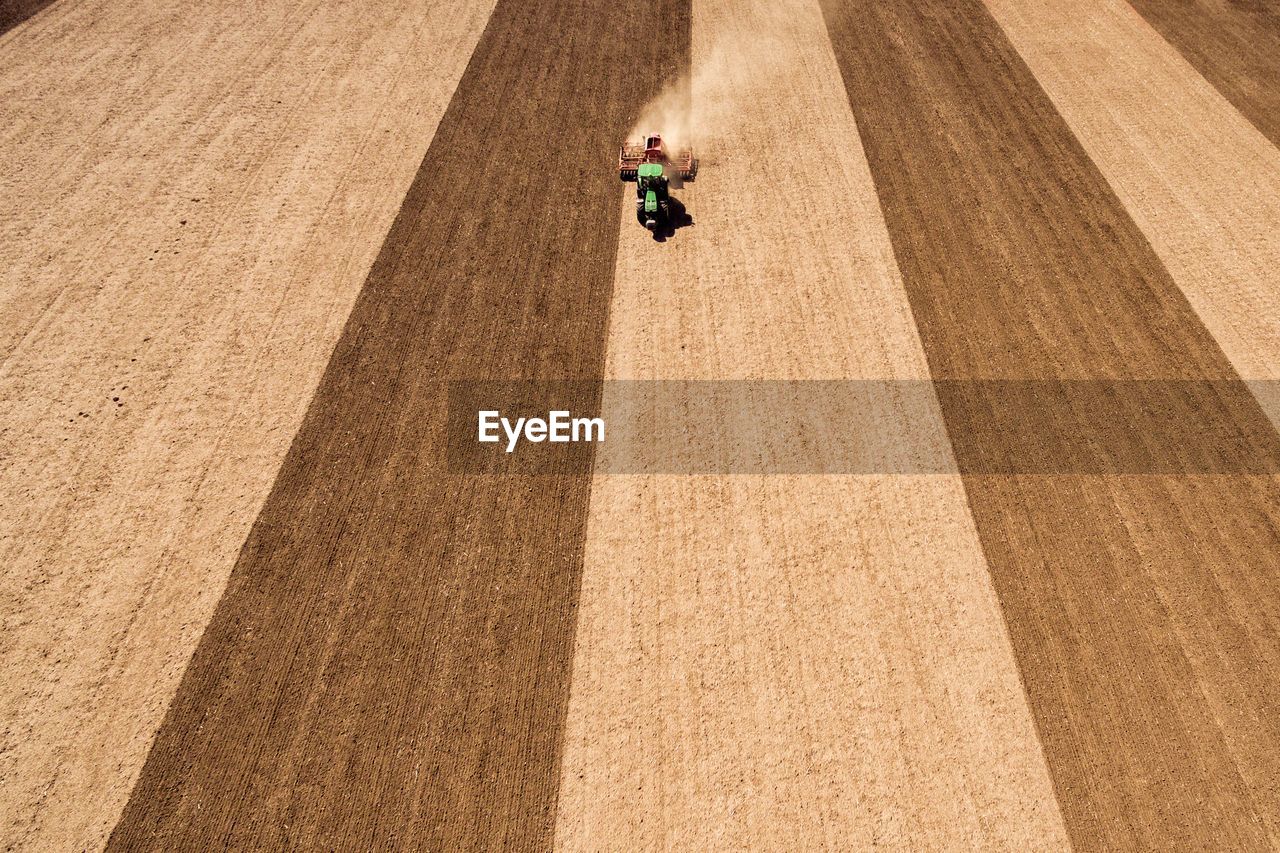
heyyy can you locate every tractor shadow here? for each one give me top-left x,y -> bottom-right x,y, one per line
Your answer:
653,197 -> 693,243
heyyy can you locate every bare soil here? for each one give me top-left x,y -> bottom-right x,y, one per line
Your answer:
555,0 -> 1069,848
2,0 -> 1278,848
1128,0 -> 1280,146
107,0 -> 688,848
987,0 -> 1280,427
821,0 -> 1280,847
0,0 -> 491,848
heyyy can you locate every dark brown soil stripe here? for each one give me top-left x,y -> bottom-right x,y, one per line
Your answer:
107,0 -> 689,848
1127,0 -> 1280,147
819,0 -> 1280,848
0,0 -> 55,37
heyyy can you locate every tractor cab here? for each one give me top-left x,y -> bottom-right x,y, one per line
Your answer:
636,162 -> 667,203
636,161 -> 666,186
635,162 -> 669,230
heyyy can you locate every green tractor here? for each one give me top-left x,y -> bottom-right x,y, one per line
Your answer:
634,162 -> 670,232
617,133 -> 696,233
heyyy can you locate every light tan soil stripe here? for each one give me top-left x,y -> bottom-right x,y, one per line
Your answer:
986,0 -> 1280,427
1125,0 -> 1280,147
555,0 -> 1068,847
820,0 -> 1280,848
106,0 -> 688,848
0,1 -> 491,849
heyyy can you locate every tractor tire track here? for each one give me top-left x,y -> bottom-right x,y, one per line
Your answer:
107,0 -> 688,848
820,0 -> 1280,848
1126,0 -> 1280,148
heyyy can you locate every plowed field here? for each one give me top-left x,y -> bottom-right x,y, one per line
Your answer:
3,0 -> 1278,849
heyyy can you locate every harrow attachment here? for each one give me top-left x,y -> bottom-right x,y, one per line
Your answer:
618,133 -> 697,181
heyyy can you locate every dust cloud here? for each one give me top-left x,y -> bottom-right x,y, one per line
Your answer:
628,1 -> 796,153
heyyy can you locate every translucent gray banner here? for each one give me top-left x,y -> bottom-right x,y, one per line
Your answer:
445,380 -> 1280,474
